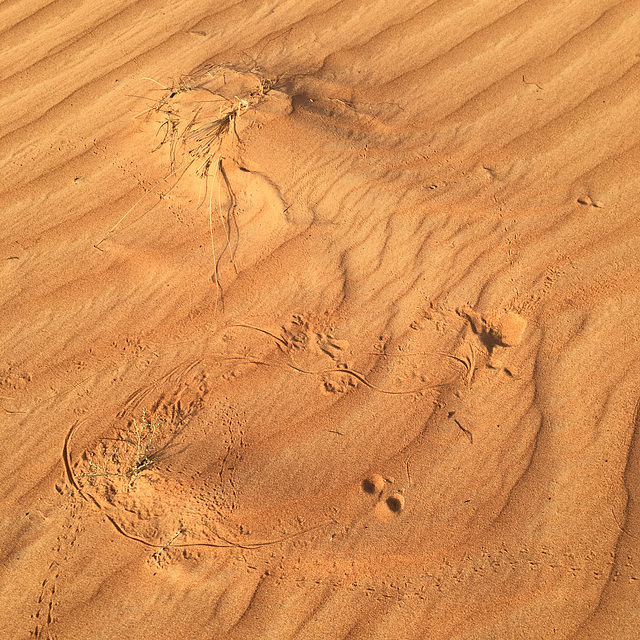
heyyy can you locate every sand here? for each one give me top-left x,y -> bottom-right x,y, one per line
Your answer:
1,1 -> 640,638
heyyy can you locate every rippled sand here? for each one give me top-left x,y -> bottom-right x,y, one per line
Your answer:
2,1 -> 639,638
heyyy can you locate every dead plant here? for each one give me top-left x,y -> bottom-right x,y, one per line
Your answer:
95,65 -> 274,311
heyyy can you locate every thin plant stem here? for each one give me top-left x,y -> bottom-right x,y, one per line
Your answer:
209,156 -> 223,312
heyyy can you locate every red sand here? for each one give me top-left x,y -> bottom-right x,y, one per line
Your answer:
1,1 -> 639,638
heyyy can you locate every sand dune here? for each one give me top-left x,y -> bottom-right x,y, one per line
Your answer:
2,1 -> 639,638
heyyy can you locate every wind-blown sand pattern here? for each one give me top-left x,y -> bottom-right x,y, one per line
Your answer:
2,1 -> 640,638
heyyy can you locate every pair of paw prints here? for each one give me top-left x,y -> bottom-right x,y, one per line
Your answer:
362,474 -> 405,515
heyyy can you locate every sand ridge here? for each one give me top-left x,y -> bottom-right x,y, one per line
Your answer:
1,0 -> 640,638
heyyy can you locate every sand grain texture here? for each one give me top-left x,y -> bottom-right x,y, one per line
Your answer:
2,0 -> 640,638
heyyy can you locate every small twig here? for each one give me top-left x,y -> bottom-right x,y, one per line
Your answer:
228,323 -> 289,348
522,75 -> 543,90
94,168 -> 180,249
144,413 -> 159,462
611,508 -> 638,539
454,418 -> 474,444
101,511 -> 329,551
208,352 -> 456,396
285,360 -> 445,396
208,155 -> 223,313
447,344 -> 476,386
142,77 -> 169,89
153,529 -> 185,563
134,412 -> 144,467
63,421 -> 86,498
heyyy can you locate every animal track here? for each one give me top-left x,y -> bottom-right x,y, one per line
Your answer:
30,493 -> 84,639
362,474 -> 406,518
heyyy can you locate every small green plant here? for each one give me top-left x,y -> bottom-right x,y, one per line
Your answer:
75,409 -> 164,491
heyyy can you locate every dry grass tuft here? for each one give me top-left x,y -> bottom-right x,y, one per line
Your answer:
95,65 -> 278,310
75,409 -> 166,491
